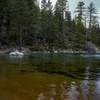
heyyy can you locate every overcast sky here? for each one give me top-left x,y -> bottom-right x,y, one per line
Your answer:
69,0 -> 100,17
38,0 -> 100,19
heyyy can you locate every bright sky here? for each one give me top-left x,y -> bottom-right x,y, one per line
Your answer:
68,0 -> 100,18
38,0 -> 100,20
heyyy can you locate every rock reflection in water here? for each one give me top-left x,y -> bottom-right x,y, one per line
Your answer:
38,93 -> 45,100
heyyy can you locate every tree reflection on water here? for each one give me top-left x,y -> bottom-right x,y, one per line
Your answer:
0,54 -> 100,100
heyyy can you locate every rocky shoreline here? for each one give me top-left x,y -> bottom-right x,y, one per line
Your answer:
1,41 -> 100,55
0,42 -> 100,55
0,48 -> 30,55
0,48 -> 100,55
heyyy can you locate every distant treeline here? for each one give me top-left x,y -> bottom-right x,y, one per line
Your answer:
0,0 -> 100,50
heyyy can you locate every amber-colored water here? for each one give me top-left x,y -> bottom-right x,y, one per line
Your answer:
0,53 -> 100,100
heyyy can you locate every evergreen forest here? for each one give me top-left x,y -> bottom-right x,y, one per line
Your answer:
0,0 -> 100,51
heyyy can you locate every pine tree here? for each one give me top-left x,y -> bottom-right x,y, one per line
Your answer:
45,0 -> 55,47
64,11 -> 73,48
91,17 -> 99,45
54,0 -> 68,48
73,1 -> 86,49
8,0 -> 40,47
41,0 -> 56,48
25,0 -> 40,45
0,0 -> 9,45
75,1 -> 85,24
87,2 -> 97,38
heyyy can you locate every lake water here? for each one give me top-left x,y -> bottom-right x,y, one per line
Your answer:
0,53 -> 100,100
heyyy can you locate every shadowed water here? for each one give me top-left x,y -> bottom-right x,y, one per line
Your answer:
0,53 -> 100,100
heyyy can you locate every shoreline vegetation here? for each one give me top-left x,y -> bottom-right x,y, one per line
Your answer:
0,0 -> 100,54
0,45 -> 100,55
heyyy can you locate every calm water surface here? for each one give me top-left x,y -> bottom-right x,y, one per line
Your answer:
0,53 -> 100,100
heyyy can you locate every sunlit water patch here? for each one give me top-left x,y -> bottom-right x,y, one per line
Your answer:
80,54 -> 100,58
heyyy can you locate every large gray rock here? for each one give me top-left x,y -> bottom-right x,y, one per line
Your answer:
22,48 -> 31,55
86,42 -> 100,53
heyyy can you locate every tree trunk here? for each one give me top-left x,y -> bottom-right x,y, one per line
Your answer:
19,25 -> 23,50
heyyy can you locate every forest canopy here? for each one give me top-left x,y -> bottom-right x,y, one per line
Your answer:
0,0 -> 100,50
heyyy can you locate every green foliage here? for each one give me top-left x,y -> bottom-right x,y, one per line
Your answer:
87,2 -> 97,37
54,0 -> 69,48
0,0 -> 100,50
73,1 -> 86,49
29,45 -> 48,51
